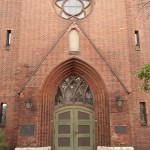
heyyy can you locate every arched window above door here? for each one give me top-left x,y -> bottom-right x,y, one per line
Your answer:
55,75 -> 93,106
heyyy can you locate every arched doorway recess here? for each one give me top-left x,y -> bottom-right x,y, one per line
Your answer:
39,58 -> 110,148
54,75 -> 95,150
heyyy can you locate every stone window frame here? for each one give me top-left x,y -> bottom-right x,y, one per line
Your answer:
55,0 -> 92,20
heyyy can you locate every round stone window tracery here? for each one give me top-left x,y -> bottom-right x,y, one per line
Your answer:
55,0 -> 92,20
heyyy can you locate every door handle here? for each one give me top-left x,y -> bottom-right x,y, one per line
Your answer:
75,130 -> 78,134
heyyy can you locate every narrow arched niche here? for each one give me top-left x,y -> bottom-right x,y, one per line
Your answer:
69,29 -> 79,52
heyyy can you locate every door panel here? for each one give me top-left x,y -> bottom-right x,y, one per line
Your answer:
74,109 -> 94,150
54,106 -> 95,150
55,110 -> 73,150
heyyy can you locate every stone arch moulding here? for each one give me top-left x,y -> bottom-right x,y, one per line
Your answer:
38,58 -> 110,147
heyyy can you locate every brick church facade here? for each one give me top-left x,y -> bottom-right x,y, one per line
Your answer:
0,0 -> 150,150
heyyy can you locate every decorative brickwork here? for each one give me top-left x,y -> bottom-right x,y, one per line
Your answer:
0,0 -> 150,150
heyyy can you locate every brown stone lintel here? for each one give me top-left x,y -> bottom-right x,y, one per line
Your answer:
69,51 -> 80,55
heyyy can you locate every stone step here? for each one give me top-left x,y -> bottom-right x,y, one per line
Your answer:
15,147 -> 51,150
97,146 -> 134,150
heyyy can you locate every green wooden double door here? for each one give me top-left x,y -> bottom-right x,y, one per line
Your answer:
54,106 -> 95,150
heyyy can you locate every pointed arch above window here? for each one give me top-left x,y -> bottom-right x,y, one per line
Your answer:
55,75 -> 94,106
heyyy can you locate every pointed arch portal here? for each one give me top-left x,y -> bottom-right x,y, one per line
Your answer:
39,58 -> 110,149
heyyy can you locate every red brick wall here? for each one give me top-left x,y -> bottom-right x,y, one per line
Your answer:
0,0 -> 22,149
126,0 -> 150,149
0,0 -> 149,149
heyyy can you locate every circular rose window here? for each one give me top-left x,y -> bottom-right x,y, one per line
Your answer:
55,0 -> 92,20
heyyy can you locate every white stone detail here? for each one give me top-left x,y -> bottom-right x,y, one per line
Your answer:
97,146 -> 134,150
15,147 -> 51,150
69,29 -> 79,52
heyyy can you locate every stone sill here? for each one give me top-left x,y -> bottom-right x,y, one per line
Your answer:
69,51 -> 80,55
135,45 -> 140,51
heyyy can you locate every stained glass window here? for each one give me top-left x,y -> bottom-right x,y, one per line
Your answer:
55,76 -> 93,106
55,88 -> 63,105
85,87 -> 93,105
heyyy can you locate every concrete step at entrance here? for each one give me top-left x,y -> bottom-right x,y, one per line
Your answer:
97,146 -> 134,150
15,147 -> 51,150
